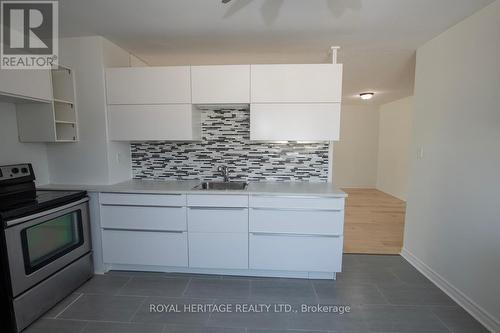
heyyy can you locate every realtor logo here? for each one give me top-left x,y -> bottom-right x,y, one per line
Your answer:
1,1 -> 58,69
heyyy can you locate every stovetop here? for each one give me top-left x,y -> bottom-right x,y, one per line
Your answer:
0,190 -> 87,223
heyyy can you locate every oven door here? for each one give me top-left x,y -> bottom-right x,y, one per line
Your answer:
4,198 -> 91,297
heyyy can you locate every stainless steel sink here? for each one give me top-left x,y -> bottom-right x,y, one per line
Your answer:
193,181 -> 248,190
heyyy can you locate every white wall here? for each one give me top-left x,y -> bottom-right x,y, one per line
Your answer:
333,104 -> 379,188
0,103 -> 50,185
376,96 -> 413,200
101,38 -> 133,184
46,36 -> 132,185
403,1 -> 500,331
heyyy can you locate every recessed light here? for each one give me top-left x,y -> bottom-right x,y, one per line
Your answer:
360,92 -> 375,100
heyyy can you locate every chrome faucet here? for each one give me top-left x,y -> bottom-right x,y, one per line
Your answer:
217,165 -> 229,182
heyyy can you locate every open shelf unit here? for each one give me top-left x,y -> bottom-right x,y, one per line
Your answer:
52,65 -> 78,142
16,64 -> 79,143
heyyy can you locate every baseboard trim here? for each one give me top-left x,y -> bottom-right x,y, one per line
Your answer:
401,248 -> 499,333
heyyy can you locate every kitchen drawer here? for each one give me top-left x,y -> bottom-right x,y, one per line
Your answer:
102,229 -> 188,267
101,205 -> 187,231
187,194 -> 248,208
249,208 -> 343,235
189,233 -> 248,269
249,233 -> 342,272
100,193 -> 186,207
188,207 -> 248,233
249,195 -> 344,210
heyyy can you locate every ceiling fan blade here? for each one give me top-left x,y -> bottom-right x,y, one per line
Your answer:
327,0 -> 362,18
223,0 -> 254,19
260,0 -> 284,26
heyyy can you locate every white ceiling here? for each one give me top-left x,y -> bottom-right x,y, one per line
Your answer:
58,0 -> 493,105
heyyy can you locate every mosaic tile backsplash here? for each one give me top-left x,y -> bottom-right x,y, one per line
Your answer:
131,108 -> 329,182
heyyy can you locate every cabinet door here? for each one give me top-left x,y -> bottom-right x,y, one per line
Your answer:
189,233 -> 248,269
191,65 -> 250,104
249,233 -> 342,272
107,104 -> 201,141
102,229 -> 188,267
106,67 -> 191,104
250,103 -> 340,141
251,64 -> 342,103
0,68 -> 52,101
187,207 -> 248,269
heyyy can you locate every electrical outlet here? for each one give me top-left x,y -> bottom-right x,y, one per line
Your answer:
417,147 -> 424,160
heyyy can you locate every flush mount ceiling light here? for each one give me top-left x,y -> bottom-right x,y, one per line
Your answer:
360,92 -> 375,100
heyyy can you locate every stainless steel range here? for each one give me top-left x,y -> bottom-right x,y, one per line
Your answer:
0,164 -> 93,332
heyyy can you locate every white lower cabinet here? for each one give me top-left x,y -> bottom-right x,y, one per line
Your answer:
248,194 -> 344,273
102,229 -> 188,267
249,233 -> 342,272
186,198 -> 249,270
189,233 -> 248,269
99,192 -> 345,278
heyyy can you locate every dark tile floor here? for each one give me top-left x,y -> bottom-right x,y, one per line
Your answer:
25,255 -> 489,333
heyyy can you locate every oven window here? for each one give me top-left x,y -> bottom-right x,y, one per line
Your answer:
21,211 -> 84,274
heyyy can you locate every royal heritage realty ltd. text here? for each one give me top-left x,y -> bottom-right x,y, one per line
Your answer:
149,303 -> 352,314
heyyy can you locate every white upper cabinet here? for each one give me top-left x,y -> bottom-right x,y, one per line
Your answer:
191,65 -> 250,104
15,65 -> 79,143
106,67 -> 191,104
0,68 -> 52,102
107,104 -> 200,141
250,64 -> 342,103
250,103 -> 340,141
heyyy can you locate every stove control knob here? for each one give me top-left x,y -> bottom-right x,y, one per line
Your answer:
21,167 -> 28,174
12,167 -> 19,174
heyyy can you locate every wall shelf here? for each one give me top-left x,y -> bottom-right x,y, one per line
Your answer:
16,64 -> 79,143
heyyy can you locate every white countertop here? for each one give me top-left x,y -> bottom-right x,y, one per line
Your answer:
40,179 -> 347,198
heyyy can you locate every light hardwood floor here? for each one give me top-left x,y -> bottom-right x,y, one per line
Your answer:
342,188 -> 406,255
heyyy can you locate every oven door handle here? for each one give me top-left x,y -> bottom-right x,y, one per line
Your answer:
5,197 -> 89,228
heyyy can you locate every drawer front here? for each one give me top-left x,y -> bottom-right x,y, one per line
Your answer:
249,208 -> 343,235
102,230 -> 188,267
189,233 -> 248,269
249,234 -> 342,272
188,207 -> 248,233
187,194 -> 248,208
249,195 -> 344,210
101,206 -> 186,231
100,193 -> 186,207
